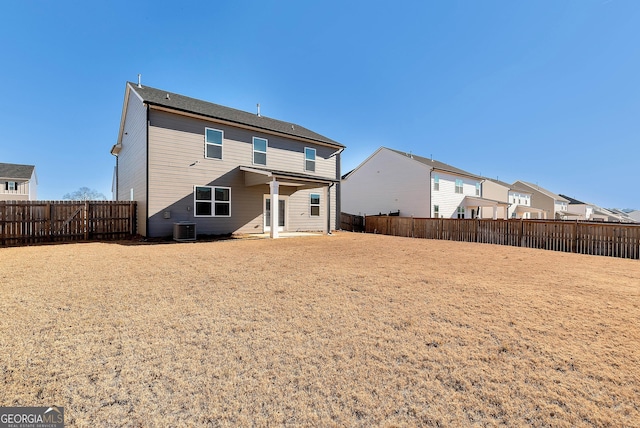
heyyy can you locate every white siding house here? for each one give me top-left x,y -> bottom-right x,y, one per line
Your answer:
0,163 -> 38,201
342,147 -> 508,219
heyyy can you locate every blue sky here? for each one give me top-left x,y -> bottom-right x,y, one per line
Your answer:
1,0 -> 638,208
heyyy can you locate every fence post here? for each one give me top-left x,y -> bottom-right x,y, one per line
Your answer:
1,203 -> 4,246
519,220 -> 524,247
83,201 -> 89,240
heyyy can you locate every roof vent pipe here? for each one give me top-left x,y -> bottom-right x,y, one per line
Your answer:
137,74 -> 142,88
257,103 -> 261,117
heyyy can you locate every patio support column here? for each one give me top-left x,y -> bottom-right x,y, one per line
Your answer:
493,206 -> 498,220
270,179 -> 279,239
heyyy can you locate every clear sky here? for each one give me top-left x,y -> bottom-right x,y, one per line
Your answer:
1,0 -> 638,209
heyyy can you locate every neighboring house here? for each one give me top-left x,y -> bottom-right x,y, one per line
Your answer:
111,81 -> 344,238
0,163 -> 37,201
626,210 -> 640,223
513,181 -> 577,220
341,147 -> 508,219
559,195 -> 594,221
481,178 -> 543,219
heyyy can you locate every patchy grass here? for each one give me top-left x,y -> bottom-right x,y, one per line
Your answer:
1,233 -> 639,426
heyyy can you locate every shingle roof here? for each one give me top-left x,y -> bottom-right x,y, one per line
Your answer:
515,181 -> 569,202
559,194 -> 588,205
0,163 -> 35,180
387,148 -> 481,179
483,177 -> 531,194
128,83 -> 343,148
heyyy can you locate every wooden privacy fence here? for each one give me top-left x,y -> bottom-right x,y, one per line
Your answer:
0,201 -> 137,246
340,212 -> 365,232
364,216 -> 640,259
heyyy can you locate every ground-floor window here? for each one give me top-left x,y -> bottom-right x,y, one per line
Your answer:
433,205 -> 439,218
457,206 -> 465,219
310,193 -> 320,216
194,186 -> 231,217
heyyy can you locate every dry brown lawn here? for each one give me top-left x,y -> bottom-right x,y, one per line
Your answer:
1,233 -> 639,427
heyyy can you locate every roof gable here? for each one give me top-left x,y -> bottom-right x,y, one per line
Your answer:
0,163 -> 35,180
128,83 -> 343,148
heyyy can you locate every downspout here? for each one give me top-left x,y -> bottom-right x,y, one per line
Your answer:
327,182 -> 335,235
145,103 -> 150,237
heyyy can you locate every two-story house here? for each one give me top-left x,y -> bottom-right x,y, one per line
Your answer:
110,82 -> 344,238
481,178 -> 544,219
341,147 -> 508,219
513,181 -> 578,220
0,163 -> 37,201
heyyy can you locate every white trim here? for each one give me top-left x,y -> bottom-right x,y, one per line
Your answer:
263,194 -> 288,233
304,147 -> 316,172
204,127 -> 224,160
194,185 -> 231,217
252,137 -> 268,166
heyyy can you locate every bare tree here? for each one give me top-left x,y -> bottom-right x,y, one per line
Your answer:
62,187 -> 107,201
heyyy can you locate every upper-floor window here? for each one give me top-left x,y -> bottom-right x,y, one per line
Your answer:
310,193 -> 320,216
455,179 -> 463,194
475,182 -> 481,196
194,186 -> 231,217
205,128 -> 223,160
304,147 -> 316,172
253,137 -> 267,165
433,174 -> 439,191
5,181 -> 17,191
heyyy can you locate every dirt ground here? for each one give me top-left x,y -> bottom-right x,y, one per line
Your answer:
1,233 -> 639,426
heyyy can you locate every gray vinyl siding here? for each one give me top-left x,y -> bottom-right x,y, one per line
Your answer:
116,89 -> 148,235
146,109 -> 338,237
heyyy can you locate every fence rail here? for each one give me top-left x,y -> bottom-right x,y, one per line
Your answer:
0,201 -> 137,246
363,216 -> 640,259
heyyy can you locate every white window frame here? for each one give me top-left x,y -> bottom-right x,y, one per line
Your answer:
6,181 -> 17,191
475,182 -> 481,196
433,174 -> 439,191
455,179 -> 464,194
457,206 -> 465,219
252,137 -> 267,166
433,205 -> 439,218
304,147 -> 316,172
205,127 -> 223,160
194,185 -> 231,217
310,193 -> 321,217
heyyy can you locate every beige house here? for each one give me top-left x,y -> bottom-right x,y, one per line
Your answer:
481,178 -> 545,219
0,163 -> 37,201
513,181 -> 577,219
111,81 -> 344,238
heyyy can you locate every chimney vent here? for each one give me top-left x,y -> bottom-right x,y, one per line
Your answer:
257,103 -> 261,117
165,93 -> 170,100
137,74 -> 142,88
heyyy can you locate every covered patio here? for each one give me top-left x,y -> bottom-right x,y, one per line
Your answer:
462,196 -> 510,220
240,166 -> 338,238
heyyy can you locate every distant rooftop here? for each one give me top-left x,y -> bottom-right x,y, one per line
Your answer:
387,148 -> 481,179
